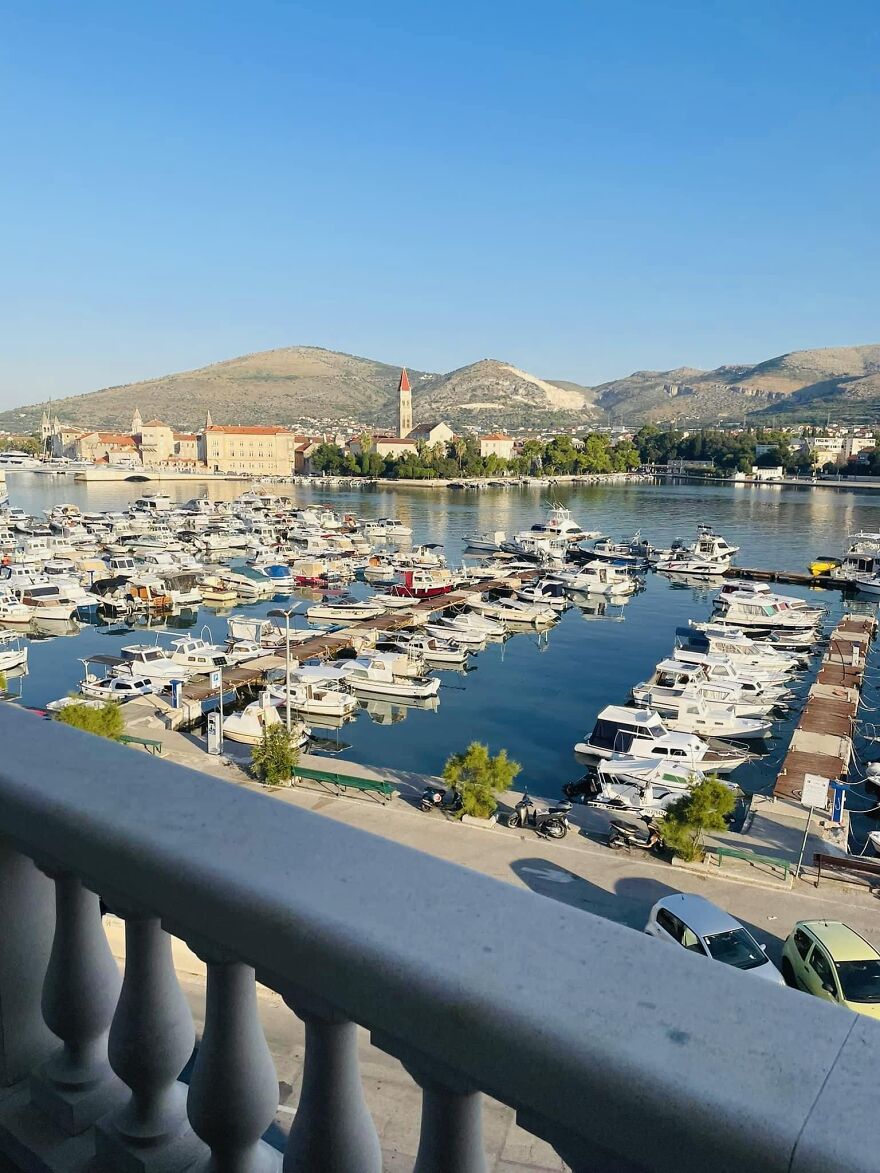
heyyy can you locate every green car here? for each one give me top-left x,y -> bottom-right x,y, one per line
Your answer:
781,920 -> 880,1020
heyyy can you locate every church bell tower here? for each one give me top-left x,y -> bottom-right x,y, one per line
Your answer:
398,368 -> 412,438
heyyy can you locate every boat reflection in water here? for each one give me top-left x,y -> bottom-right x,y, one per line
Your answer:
569,591 -> 633,623
360,696 -> 440,725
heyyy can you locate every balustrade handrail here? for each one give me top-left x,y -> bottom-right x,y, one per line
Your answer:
0,706 -> 875,1172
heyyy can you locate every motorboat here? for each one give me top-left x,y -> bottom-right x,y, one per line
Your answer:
589,532 -> 652,569
0,632 -> 28,672
574,706 -> 755,773
515,578 -> 569,611
227,614 -> 313,650
555,562 -> 637,597
569,757 -> 711,817
440,610 -> 507,638
0,587 -> 34,625
466,593 -> 557,626
306,599 -> 388,624
659,696 -> 773,741
169,637 -> 229,672
714,580 -> 818,611
425,618 -> 487,646
0,450 -> 41,469
636,658 -> 790,706
528,504 -> 598,544
464,530 -> 506,553
679,623 -> 805,673
198,575 -> 239,605
713,592 -> 822,633
266,678 -> 358,718
390,568 -> 457,599
850,572 -> 880,597
375,631 -> 469,667
671,646 -> 793,687
633,663 -> 779,719
501,532 -> 569,566
223,694 -> 311,748
334,648 -> 428,680
80,674 -> 155,701
655,556 -> 727,577
828,532 -> 880,583
328,656 -> 440,700
115,644 -> 193,684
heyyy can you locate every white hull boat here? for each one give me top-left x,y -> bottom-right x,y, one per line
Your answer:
223,696 -> 311,747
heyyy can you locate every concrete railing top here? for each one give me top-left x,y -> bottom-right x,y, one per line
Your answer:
0,706 -> 874,1172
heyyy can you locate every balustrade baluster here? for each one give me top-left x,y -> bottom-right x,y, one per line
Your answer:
282,998 -> 380,1173
0,838 -> 55,1087
374,1038 -> 487,1173
187,956 -> 280,1173
30,871 -> 125,1134
95,913 -> 205,1171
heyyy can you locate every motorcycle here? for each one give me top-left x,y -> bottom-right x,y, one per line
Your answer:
506,792 -> 572,839
420,785 -> 463,814
606,819 -> 664,853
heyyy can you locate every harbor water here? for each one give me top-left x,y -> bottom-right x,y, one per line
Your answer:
5,473 -> 878,800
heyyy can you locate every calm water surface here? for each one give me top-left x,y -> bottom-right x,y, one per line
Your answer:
6,474 -> 879,799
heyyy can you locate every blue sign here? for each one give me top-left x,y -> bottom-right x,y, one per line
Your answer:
169,679 -> 184,709
210,669 -> 222,690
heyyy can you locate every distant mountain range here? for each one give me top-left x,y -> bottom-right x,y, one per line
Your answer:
2,343 -> 879,434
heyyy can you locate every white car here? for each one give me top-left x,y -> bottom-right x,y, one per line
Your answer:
644,893 -> 785,985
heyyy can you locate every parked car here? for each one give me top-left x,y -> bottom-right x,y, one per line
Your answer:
645,893 -> 785,985
781,920 -> 880,1019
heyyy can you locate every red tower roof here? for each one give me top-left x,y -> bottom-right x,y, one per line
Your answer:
398,367 -> 411,393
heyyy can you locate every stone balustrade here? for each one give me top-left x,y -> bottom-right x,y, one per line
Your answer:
0,706 -> 875,1172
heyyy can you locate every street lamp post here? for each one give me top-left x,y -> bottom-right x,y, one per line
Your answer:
268,605 -> 301,734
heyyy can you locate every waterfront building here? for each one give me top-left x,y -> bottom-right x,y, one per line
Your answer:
407,421 -> 453,446
199,423 -> 301,476
479,432 -> 515,460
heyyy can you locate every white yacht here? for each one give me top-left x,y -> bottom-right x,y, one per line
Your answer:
713,592 -> 822,632
576,758 -> 710,818
555,562 -> 637,596
465,592 -> 557,626
169,637 -> 229,672
633,663 -> 777,720
80,674 -> 156,701
0,450 -> 41,469
574,706 -> 754,773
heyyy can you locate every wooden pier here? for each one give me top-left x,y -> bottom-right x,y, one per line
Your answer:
773,615 -> 876,803
723,566 -> 840,589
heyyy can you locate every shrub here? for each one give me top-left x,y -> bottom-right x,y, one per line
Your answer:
659,775 -> 736,862
55,700 -> 125,741
442,741 -> 520,819
251,722 -> 300,787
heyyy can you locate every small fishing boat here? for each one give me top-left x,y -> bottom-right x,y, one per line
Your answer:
266,679 -> 358,718
198,575 -> 239,605
389,568 -> 457,600
306,599 -> 388,624
80,674 -> 155,701
329,656 -> 440,701
0,632 -> 28,672
223,694 -> 311,747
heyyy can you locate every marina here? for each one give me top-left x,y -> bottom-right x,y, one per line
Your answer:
3,472 -> 880,865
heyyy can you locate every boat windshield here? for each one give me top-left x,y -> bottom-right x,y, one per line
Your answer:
703,928 -> 766,971
836,960 -> 880,1003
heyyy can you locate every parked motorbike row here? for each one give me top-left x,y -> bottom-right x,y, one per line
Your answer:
420,786 -> 573,838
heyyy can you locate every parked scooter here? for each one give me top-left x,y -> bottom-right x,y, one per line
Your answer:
607,819 -> 664,853
420,785 -> 463,814
506,792 -> 572,839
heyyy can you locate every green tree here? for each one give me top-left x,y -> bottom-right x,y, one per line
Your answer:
442,741 -> 521,819
251,722 -> 300,786
310,443 -> 344,474
658,776 -> 736,862
55,700 -> 125,741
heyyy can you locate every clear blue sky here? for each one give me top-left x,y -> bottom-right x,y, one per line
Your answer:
1,0 -> 877,407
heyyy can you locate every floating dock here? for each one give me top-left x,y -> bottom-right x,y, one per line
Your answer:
773,615 -> 876,804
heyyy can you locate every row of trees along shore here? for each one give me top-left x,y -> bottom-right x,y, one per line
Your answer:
306,426 -> 852,480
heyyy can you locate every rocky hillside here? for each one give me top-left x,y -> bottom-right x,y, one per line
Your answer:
413,360 -> 599,431
589,345 -> 880,424
3,342 -> 879,433
0,348 -> 425,433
